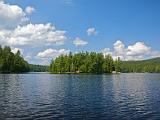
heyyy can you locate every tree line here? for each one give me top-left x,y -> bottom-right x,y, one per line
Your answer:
1,45 -> 160,73
50,52 -> 121,73
50,52 -> 160,74
29,64 -> 49,72
121,58 -> 160,73
0,46 -> 30,73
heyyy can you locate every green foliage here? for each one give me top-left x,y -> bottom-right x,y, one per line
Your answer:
0,45 -> 30,73
114,57 -> 121,72
50,52 -> 119,73
29,64 -> 49,72
120,58 -> 160,73
50,52 -> 160,74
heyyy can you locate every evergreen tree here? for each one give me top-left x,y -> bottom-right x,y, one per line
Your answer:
114,57 -> 121,72
0,45 -> 30,73
50,52 -> 116,73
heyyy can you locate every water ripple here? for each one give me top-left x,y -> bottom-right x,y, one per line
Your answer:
0,73 -> 160,119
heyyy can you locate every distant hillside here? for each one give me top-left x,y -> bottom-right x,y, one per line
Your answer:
29,64 -> 49,72
142,57 -> 160,63
121,57 -> 160,73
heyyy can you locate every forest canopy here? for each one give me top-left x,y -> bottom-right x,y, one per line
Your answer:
29,64 -> 49,72
121,58 -> 160,73
0,45 -> 30,73
50,52 -> 121,73
50,52 -> 160,74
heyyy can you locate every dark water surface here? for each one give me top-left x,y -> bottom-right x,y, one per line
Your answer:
0,73 -> 160,120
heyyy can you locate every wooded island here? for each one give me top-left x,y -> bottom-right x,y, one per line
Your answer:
50,52 -> 120,73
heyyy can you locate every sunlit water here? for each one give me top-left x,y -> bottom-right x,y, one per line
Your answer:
0,73 -> 160,120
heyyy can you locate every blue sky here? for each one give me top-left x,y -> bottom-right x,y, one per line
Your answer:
1,0 -> 160,64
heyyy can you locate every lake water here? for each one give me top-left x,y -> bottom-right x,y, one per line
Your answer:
0,73 -> 160,120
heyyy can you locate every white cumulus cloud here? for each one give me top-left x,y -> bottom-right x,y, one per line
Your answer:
0,23 -> 67,46
0,1 -> 28,29
87,27 -> 97,36
102,40 -> 160,61
25,6 -> 35,14
114,40 -> 126,56
127,42 -> 151,56
73,37 -> 88,46
37,48 -> 70,58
